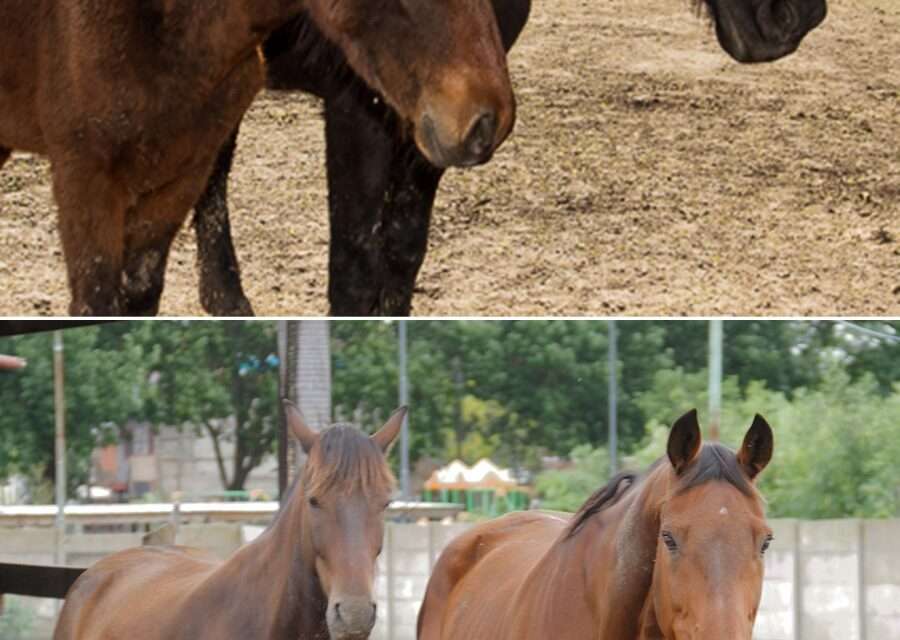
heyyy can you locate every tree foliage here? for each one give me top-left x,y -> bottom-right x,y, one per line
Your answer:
0,319 -> 896,519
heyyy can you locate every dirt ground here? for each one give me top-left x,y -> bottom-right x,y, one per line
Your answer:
0,0 -> 897,316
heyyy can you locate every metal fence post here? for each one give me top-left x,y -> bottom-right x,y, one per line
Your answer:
793,519 -> 802,640
386,522 -> 395,640
858,519 -> 867,640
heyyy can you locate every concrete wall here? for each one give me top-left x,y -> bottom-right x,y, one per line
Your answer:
154,423 -> 279,499
2,519 -> 899,640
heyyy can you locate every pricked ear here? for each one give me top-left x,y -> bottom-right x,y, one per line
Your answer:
737,414 -> 773,481
372,406 -> 407,453
284,399 -> 319,454
667,409 -> 702,475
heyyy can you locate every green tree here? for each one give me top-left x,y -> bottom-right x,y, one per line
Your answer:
535,444 -> 610,512
0,324 -> 146,494
139,321 -> 280,491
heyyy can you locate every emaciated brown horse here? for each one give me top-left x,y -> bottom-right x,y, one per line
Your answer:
418,410 -> 775,640
0,0 -> 515,316
54,402 -> 406,640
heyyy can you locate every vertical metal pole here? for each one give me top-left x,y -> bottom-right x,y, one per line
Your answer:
858,519 -> 867,640
398,321 -> 410,500
277,321 -> 288,504
385,523 -> 395,640
53,331 -> 66,568
708,319 -> 723,441
608,320 -> 618,476
793,520 -> 803,640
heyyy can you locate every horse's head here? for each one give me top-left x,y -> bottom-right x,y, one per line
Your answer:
700,0 -> 827,62
303,0 -> 516,168
286,402 -> 406,640
650,410 -> 774,639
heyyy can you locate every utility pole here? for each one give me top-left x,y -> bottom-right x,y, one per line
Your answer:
708,320 -> 723,441
608,320 -> 618,476
398,321 -> 410,500
53,331 -> 66,570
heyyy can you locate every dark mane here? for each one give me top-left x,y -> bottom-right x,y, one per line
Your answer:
564,441 -> 756,538
302,424 -> 396,497
565,471 -> 639,538
675,442 -> 755,497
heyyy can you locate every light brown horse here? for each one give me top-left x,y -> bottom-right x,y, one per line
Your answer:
54,402 -> 406,640
418,409 -> 775,640
0,0 -> 515,316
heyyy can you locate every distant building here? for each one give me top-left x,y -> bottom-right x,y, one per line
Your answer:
90,419 -> 278,501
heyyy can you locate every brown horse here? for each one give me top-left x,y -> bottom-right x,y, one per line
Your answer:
418,410 -> 775,640
0,1 -> 514,316
54,402 -> 406,640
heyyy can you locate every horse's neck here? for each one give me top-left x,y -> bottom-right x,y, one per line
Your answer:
199,495 -> 327,640
548,475 -> 663,639
595,475 -> 664,639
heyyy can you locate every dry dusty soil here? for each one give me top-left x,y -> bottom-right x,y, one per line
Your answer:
0,0 -> 898,316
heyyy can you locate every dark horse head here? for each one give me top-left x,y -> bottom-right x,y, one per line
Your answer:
286,401 -> 405,640
701,0 -> 827,62
303,0 -> 516,168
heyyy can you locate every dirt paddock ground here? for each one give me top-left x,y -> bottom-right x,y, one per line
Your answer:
0,0 -> 897,316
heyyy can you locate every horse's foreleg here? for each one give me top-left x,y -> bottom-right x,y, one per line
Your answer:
0,147 -> 10,170
492,0 -> 532,50
324,97 -> 397,316
52,165 -> 129,316
193,128 -> 254,316
121,216 -> 181,317
378,151 -> 443,316
122,173 -> 211,316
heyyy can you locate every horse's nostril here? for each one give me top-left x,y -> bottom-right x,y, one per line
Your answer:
463,111 -> 498,160
334,602 -> 342,622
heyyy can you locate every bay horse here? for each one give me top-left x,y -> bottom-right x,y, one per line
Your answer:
191,0 -> 827,317
54,402 -> 407,640
0,0 -> 515,316
417,409 -> 775,640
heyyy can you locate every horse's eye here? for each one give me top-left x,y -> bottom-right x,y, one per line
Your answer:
661,531 -> 678,552
383,500 -> 392,510
309,496 -> 321,509
761,534 -> 774,555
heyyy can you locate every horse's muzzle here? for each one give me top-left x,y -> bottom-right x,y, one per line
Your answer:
327,597 -> 377,640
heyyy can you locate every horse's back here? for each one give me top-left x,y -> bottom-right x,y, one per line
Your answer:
54,546 -> 220,640
418,511 -> 567,640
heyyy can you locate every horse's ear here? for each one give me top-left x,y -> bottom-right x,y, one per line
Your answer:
372,406 -> 407,453
737,414 -> 773,481
284,399 -> 318,454
667,409 -> 702,475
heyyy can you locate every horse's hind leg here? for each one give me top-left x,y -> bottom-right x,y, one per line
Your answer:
0,147 -> 10,170
52,164 -> 129,315
193,128 -> 254,316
